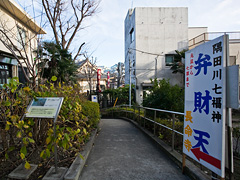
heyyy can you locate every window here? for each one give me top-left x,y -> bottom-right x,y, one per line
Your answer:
18,66 -> 29,85
17,26 -> 27,49
165,54 -> 174,66
0,63 -> 12,87
130,28 -> 135,43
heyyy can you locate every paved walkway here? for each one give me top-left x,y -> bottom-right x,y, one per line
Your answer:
79,119 -> 190,180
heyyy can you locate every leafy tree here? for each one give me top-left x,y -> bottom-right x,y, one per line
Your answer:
38,42 -> 79,83
142,79 -> 184,113
103,85 -> 135,105
170,49 -> 187,74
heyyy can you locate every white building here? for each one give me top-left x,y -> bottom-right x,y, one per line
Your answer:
125,7 -> 240,105
0,0 -> 46,86
125,7 -> 189,104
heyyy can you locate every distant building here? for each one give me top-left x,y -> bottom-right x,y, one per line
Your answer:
77,59 -> 98,93
98,63 -> 125,89
0,0 -> 46,86
117,62 -> 125,87
125,7 -> 189,104
77,60 -> 119,92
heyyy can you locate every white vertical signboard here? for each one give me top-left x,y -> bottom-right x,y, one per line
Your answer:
183,35 -> 226,177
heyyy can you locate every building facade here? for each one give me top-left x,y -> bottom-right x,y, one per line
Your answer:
125,7 -> 189,104
0,0 -> 46,86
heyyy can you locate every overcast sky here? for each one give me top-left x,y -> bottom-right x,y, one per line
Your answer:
17,0 -> 240,67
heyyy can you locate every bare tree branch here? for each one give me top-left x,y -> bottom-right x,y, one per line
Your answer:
42,0 -> 100,59
73,42 -> 85,61
0,0 -> 46,88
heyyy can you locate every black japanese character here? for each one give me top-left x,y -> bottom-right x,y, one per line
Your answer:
212,69 -> 222,80
213,42 -> 222,54
212,84 -> 222,94
213,56 -> 222,67
212,97 -> 222,109
212,111 -> 222,123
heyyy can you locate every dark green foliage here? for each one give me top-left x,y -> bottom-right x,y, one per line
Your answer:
170,49 -> 187,74
103,84 -> 135,105
0,77 -> 100,170
38,42 -> 79,83
143,79 -> 184,113
81,101 -> 100,128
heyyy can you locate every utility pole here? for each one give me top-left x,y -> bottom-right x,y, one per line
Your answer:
129,58 -> 131,107
155,55 -> 159,79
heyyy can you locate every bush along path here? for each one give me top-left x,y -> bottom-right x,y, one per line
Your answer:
0,77 -> 100,179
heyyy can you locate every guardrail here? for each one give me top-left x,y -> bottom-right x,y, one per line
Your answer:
114,105 -> 184,152
104,105 -> 240,180
189,31 -> 240,49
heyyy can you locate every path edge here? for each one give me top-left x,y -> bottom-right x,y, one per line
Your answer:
120,117 -> 211,180
63,126 -> 99,180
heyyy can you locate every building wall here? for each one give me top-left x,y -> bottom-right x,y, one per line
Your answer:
229,42 -> 240,65
0,6 -> 38,66
188,27 -> 208,40
125,7 -> 188,105
0,0 -> 44,86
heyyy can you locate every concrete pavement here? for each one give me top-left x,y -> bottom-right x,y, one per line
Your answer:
79,119 -> 190,180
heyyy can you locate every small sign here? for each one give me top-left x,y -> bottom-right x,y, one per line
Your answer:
91,95 -> 98,103
26,97 -> 64,118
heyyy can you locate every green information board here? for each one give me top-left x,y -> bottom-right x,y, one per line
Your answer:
26,97 -> 64,119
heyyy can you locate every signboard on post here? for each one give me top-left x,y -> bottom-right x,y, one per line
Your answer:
91,95 -> 98,103
107,71 -> 110,89
183,35 -> 227,177
26,97 -> 64,120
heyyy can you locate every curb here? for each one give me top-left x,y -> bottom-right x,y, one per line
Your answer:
121,117 -> 211,180
63,128 -> 98,180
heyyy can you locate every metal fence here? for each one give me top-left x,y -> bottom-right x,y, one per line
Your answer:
189,31 -> 240,49
106,105 -> 240,179
116,105 -> 184,152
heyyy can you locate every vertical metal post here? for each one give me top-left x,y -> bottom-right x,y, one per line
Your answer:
155,57 -> 157,78
112,107 -> 114,118
129,58 -> 131,108
20,114 -> 26,169
227,108 -> 234,180
171,114 -> 176,151
225,34 -> 233,180
126,105 -> 127,118
138,107 -> 140,124
144,109 -> 146,128
133,107 -> 135,120
54,122 -> 58,173
154,110 -> 156,136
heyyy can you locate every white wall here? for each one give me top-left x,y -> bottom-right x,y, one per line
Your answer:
188,27 -> 208,40
0,5 -> 39,73
125,7 -> 188,104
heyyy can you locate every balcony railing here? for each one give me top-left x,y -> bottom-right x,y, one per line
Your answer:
189,31 -> 240,49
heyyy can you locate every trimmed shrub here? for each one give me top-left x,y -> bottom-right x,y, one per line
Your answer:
82,101 -> 100,128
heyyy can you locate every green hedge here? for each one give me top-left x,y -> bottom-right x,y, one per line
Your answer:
0,77 -> 100,170
82,101 -> 100,128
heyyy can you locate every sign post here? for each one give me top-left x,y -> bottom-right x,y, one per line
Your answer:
26,97 -> 64,173
183,35 -> 228,178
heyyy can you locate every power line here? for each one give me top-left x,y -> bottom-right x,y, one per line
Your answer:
128,48 -> 165,56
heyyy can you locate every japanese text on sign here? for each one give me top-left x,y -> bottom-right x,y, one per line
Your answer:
183,36 -> 226,177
